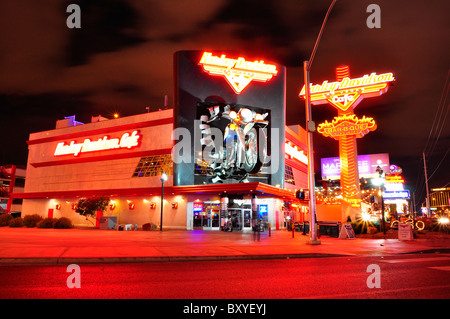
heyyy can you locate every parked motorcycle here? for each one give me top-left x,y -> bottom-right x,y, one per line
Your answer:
221,219 -> 233,232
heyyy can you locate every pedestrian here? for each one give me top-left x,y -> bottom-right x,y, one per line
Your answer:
253,220 -> 260,241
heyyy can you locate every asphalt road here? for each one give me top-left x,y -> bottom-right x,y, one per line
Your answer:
1,254 -> 449,301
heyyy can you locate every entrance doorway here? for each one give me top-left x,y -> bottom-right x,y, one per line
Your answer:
226,208 -> 252,231
193,202 -> 220,229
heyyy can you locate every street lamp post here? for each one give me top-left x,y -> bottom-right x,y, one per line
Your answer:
160,172 -> 168,231
376,166 -> 386,234
304,61 -> 320,245
303,0 -> 337,245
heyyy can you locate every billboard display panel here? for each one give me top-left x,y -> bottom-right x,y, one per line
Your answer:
321,153 -> 389,180
173,50 -> 286,186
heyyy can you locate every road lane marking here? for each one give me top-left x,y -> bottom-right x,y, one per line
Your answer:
300,284 -> 450,299
380,257 -> 450,263
428,266 -> 450,271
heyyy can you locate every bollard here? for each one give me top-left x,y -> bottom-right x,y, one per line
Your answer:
292,223 -> 295,238
268,223 -> 271,237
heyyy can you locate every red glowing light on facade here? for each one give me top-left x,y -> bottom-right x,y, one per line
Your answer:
199,52 -> 278,94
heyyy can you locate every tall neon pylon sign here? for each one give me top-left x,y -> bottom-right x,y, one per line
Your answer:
299,66 -> 395,221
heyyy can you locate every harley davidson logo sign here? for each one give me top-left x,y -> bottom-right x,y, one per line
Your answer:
299,71 -> 394,112
54,131 -> 141,157
199,52 -> 278,94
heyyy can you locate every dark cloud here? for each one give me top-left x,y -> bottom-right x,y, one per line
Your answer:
64,0 -> 146,66
0,0 -> 448,208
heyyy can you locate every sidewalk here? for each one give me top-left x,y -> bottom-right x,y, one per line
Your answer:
1,227 -> 449,264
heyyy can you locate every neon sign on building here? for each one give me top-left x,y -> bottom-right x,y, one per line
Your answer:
300,71 -> 394,112
199,52 -> 278,94
317,114 -> 377,139
299,65 -> 395,221
285,142 -> 308,165
54,131 -> 141,157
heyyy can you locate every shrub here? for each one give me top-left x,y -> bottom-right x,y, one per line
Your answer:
23,214 -> 43,228
37,218 -> 58,228
9,217 -> 24,227
142,222 -> 158,231
76,196 -> 109,218
0,214 -> 13,227
54,217 -> 73,229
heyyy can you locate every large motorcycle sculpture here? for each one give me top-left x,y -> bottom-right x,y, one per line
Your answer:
199,103 -> 269,183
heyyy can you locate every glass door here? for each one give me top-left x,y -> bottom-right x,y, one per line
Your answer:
227,208 -> 242,231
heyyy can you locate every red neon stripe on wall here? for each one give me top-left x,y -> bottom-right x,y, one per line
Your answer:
27,117 -> 174,146
30,148 -> 173,168
13,183 -> 298,200
285,158 -> 307,174
285,132 -> 307,151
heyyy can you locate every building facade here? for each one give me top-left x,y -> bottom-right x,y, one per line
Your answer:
0,165 -> 25,215
15,50 -> 310,230
15,110 -> 308,230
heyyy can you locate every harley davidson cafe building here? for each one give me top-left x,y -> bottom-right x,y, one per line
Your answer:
16,51 -> 310,231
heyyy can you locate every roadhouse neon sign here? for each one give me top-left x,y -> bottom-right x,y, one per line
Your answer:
54,131 -> 141,157
199,52 -> 278,94
317,114 -> 377,139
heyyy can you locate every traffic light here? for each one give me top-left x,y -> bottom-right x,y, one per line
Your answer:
296,189 -> 309,200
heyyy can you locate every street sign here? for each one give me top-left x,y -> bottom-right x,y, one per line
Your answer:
398,223 -> 413,240
383,190 -> 410,199
339,223 -> 356,239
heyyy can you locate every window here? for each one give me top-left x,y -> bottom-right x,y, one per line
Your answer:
132,155 -> 173,177
285,165 -> 295,185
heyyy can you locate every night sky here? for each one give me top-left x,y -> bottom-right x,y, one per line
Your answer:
0,0 -> 448,209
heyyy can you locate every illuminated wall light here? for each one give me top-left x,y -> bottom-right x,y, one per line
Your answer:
72,204 -> 78,210
174,196 -> 185,202
55,204 -> 61,210
150,202 -> 156,209
128,203 -> 135,210
172,202 -> 178,209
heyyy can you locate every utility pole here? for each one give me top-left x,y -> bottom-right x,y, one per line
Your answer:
423,152 -> 430,216
304,61 -> 320,245
303,0 -> 337,245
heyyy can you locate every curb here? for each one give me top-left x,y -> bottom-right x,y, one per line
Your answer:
400,248 -> 450,255
0,253 -> 354,265
2,249 -> 450,265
